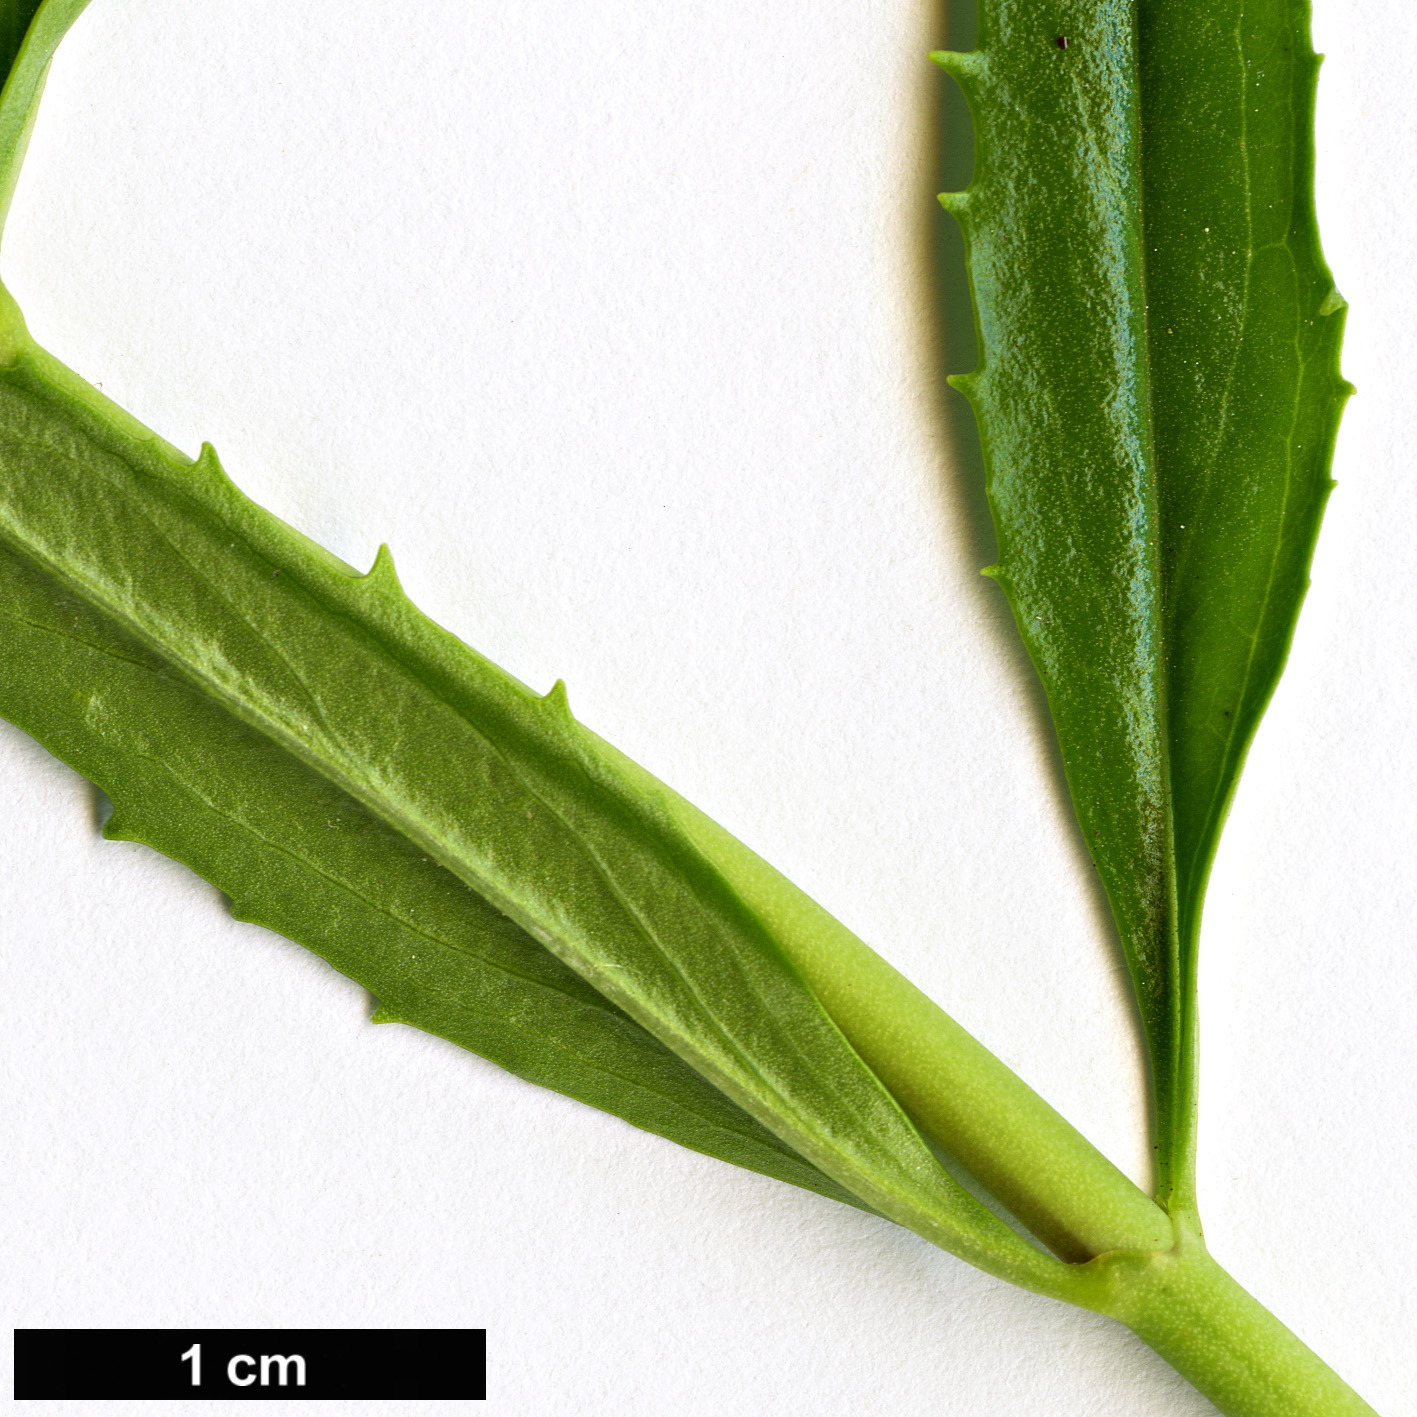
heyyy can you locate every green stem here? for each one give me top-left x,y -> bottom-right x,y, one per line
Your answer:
1082,1220 -> 1379,1417
614,764 -> 1176,1262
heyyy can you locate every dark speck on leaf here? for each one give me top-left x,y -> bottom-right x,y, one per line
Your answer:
1056,35 -> 1068,49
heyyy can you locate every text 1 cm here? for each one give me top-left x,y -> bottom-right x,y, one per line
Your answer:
181,1343 -> 307,1389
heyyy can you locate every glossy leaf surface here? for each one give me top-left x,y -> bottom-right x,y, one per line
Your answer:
934,0 -> 1348,1202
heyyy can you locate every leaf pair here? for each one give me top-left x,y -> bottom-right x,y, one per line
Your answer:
0,0 -> 1351,1338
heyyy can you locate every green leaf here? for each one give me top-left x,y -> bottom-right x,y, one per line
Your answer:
933,0 -> 1349,1205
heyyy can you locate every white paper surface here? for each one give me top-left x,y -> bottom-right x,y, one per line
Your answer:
2,0 -> 1413,1412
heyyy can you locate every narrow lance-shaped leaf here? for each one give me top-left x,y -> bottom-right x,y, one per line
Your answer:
933,0 -> 1348,1205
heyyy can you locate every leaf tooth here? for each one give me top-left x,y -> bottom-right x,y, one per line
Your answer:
370,1004 -> 406,1025
362,542 -> 406,599
928,48 -> 984,94
937,189 -> 972,223
1318,286 -> 1347,317
947,370 -> 981,402
101,803 -> 157,846
542,678 -> 574,721
193,441 -> 235,491
980,563 -> 1015,597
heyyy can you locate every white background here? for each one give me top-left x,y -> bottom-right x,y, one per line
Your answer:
2,0 -> 1414,1413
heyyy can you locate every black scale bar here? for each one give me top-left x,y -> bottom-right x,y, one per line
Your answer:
14,1329 -> 486,1400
